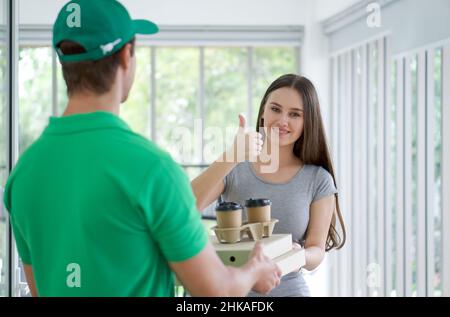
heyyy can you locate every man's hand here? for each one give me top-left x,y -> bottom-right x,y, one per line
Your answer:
247,241 -> 282,294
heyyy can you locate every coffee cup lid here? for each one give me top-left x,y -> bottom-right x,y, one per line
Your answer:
245,198 -> 272,207
216,202 -> 243,211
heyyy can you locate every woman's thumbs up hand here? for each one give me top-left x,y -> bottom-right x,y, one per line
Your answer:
225,114 -> 263,163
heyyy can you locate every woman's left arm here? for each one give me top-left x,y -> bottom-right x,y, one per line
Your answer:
295,195 -> 336,271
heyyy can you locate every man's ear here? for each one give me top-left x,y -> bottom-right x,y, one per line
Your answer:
119,43 -> 133,70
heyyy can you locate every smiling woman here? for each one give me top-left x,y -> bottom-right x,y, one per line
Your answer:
191,74 -> 346,297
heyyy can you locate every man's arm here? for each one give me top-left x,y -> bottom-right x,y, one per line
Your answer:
169,241 -> 281,297
23,264 -> 38,297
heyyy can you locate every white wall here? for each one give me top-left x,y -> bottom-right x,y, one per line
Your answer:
328,0 -> 450,55
19,0 -> 359,25
300,0 -> 331,124
300,0 -> 360,142
315,0 -> 361,22
19,0 -> 67,24
19,0 -> 311,25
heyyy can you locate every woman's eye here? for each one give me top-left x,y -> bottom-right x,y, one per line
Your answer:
290,112 -> 301,118
271,107 -> 281,113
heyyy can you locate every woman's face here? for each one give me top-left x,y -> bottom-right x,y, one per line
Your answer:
261,87 -> 304,148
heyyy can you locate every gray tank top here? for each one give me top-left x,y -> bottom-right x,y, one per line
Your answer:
221,161 -> 338,297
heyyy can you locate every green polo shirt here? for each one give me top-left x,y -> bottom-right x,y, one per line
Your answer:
3,111 -> 207,297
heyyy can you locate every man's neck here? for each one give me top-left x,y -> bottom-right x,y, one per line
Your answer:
62,90 -> 121,117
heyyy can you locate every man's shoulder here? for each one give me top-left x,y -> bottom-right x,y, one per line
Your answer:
2,139 -> 44,211
9,136 -> 46,172
119,131 -> 172,161
123,132 -> 183,175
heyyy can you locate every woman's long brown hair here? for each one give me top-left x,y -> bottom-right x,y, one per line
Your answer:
255,74 -> 346,251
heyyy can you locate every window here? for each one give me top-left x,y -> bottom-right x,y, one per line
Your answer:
368,42 -> 379,296
155,47 -> 200,164
390,58 -> 397,296
120,46 -> 298,179
204,47 -> 247,162
433,48 -> 443,296
330,38 -> 387,296
252,48 -> 297,124
330,36 -> 449,297
16,46 -> 298,156
121,47 -> 152,138
18,48 -> 52,154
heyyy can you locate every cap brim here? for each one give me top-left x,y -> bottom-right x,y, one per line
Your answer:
133,19 -> 159,35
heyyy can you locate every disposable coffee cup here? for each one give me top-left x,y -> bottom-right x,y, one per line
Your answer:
215,202 -> 243,228
245,198 -> 272,223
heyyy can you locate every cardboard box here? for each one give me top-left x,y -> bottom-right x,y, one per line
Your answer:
273,248 -> 305,276
210,234 -> 305,276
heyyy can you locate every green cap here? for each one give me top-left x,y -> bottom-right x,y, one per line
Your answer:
53,0 -> 159,63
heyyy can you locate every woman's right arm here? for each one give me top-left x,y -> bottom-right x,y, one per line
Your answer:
191,153 -> 238,211
191,114 -> 263,212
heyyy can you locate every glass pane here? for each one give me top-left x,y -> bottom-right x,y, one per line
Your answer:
355,48 -> 365,296
0,0 -> 8,297
183,166 -> 205,181
121,46 -> 151,138
183,166 -> 216,217
369,43 -> 379,295
390,61 -> 397,296
204,47 -> 247,163
18,47 -> 53,154
410,55 -> 418,296
252,47 -> 297,125
155,47 -> 199,164
434,48 -> 442,296
57,60 -> 68,116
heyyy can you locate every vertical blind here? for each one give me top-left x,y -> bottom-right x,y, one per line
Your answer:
329,36 -> 449,297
